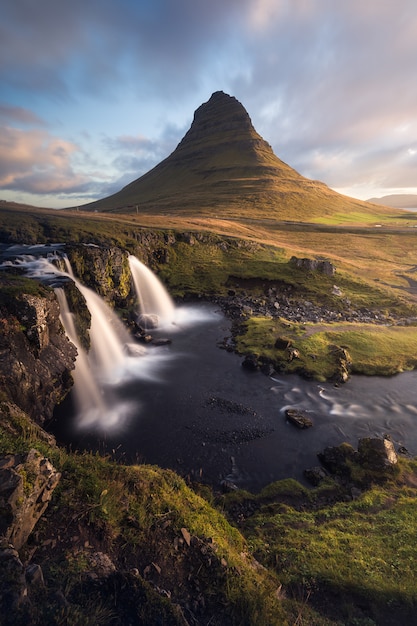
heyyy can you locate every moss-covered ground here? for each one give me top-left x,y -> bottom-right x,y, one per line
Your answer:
2,203 -> 417,623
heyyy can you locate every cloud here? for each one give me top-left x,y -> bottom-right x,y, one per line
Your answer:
0,126 -> 90,194
0,104 -> 46,126
1,0 -> 417,205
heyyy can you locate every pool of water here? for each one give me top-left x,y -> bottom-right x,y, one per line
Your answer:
51,303 -> 417,492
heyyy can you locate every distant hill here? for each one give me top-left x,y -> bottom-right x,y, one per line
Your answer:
367,194 -> 417,209
80,91 -> 398,222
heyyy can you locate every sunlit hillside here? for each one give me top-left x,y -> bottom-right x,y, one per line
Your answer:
80,91 -> 398,223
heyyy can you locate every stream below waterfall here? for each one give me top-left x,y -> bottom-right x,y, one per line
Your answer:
51,302 -> 417,492
2,243 -> 417,493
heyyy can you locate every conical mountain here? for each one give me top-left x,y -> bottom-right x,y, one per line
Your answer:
82,91 -> 386,220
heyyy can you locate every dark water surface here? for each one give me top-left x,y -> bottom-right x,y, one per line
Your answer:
51,303 -> 417,492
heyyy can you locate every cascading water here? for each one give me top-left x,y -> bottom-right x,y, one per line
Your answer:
3,251 -> 167,430
63,257 -> 131,377
128,255 -> 176,328
55,287 -> 108,427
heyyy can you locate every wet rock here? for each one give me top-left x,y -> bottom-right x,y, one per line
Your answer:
304,466 -> 328,486
124,342 -> 148,356
357,436 -> 398,471
317,442 -> 357,477
0,290 -> 77,423
285,408 -> 313,429
137,313 -> 160,330
0,449 -> 61,550
152,338 -> 172,346
241,354 -> 259,371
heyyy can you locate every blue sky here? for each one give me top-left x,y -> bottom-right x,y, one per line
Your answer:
1,0 -> 417,208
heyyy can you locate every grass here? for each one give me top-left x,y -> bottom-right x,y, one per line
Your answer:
217,458 -> 417,624
3,203 -> 417,622
0,400 -> 291,625
235,317 -> 417,379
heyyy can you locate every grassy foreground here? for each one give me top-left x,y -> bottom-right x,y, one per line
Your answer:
2,204 -> 417,622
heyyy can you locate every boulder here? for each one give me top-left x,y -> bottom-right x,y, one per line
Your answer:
241,354 -> 259,371
137,313 -> 160,330
0,449 -> 61,550
274,337 -> 292,350
285,408 -> 313,429
317,442 -> 357,476
289,256 -> 336,276
0,538 -> 29,615
304,466 -> 328,486
357,436 -> 398,471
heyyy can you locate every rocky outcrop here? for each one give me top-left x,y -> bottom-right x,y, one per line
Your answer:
289,256 -> 336,276
0,538 -> 30,617
65,243 -> 131,307
0,450 -> 61,622
0,449 -> 61,550
312,436 -> 399,488
0,286 -> 77,423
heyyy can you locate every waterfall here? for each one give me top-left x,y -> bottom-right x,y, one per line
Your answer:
63,257 -> 131,376
55,288 -> 107,424
2,247 -> 179,431
128,255 -> 175,327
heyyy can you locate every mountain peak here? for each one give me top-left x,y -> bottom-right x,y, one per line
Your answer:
82,92 -> 383,222
177,91 -> 259,151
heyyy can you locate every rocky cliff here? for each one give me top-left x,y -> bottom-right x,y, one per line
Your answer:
0,277 -> 77,424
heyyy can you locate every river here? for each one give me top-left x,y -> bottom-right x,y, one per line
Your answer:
51,302 -> 417,492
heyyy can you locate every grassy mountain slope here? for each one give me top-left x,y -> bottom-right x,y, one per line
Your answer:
80,91 -> 395,223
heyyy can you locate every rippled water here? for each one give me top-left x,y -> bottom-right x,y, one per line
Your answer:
52,303 -> 417,492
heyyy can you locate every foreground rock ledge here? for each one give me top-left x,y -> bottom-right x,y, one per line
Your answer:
0,449 -> 61,550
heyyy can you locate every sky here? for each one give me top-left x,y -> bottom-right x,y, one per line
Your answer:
1,0 -> 417,209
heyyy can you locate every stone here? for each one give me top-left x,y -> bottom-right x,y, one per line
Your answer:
289,256 -> 336,276
180,527 -> 191,547
220,479 -> 238,493
304,466 -> 327,486
0,449 -> 61,550
241,354 -> 259,371
137,313 -> 160,330
25,563 -> 45,588
357,436 -> 398,471
0,290 -> 77,423
287,347 -> 300,361
274,337 -> 292,350
0,538 -> 30,614
285,408 -> 313,429
318,443 -> 357,476
85,551 -> 116,578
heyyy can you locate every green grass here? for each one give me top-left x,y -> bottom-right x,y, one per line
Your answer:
239,466 -> 417,624
216,458 -> 417,624
0,401 -> 290,625
235,317 -> 417,379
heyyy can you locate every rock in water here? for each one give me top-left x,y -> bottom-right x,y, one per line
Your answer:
285,408 -> 313,429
